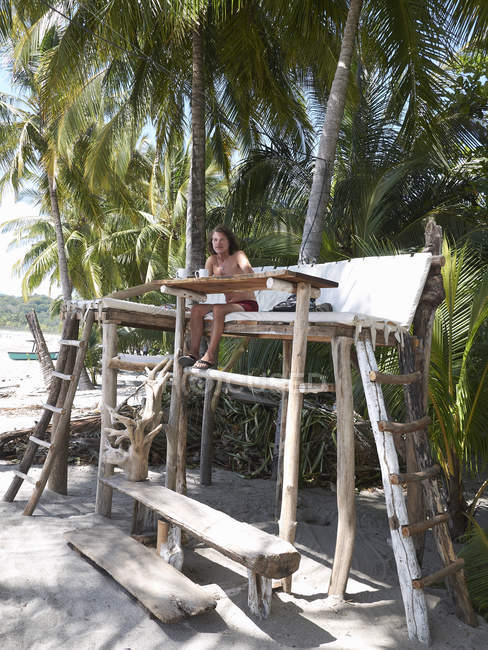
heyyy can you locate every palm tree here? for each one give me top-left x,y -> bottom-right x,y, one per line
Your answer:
300,0 -> 362,262
0,17 -> 72,300
15,0 -> 316,273
1,136 -> 228,298
429,242 -> 488,538
299,0 -> 488,260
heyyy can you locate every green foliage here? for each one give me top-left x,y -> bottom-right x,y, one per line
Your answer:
0,293 -> 60,332
460,520 -> 488,620
429,242 -> 488,476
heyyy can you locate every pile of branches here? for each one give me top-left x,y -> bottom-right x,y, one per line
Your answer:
2,387 -> 382,488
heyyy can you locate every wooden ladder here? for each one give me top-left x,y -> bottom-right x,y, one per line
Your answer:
3,311 -> 95,515
355,333 -> 477,644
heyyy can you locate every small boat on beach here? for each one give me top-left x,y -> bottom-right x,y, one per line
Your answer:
8,339 -> 59,361
8,350 -> 59,360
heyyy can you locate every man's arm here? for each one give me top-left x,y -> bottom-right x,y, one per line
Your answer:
235,250 -> 253,273
205,255 -> 216,275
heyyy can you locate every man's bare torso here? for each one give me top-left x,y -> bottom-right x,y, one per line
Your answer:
207,252 -> 255,304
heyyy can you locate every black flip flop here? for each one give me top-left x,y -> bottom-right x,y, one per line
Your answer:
178,354 -> 197,367
193,359 -> 215,370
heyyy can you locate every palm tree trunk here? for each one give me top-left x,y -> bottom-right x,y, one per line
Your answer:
299,0 -> 363,262
185,20 -> 206,273
25,310 -> 54,390
47,172 -> 72,301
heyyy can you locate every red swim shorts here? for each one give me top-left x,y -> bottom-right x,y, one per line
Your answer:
234,300 -> 259,312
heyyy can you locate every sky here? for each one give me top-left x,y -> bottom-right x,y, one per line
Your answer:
0,66 -> 53,297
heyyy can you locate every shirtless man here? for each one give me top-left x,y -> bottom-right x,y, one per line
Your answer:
179,226 -> 257,370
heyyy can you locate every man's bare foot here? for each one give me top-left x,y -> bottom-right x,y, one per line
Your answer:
194,358 -> 215,370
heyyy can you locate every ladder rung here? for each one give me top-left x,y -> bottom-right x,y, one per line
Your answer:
14,470 -> 37,486
390,464 -> 441,485
402,513 -> 449,537
59,339 -> 84,348
29,435 -> 51,449
413,558 -> 465,589
52,371 -> 74,381
378,416 -> 430,434
369,370 -> 421,385
43,403 -> 65,414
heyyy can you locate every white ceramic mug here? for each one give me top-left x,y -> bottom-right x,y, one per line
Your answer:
176,268 -> 187,278
194,268 -> 209,278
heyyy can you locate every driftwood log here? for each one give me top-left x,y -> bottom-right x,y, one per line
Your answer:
104,357 -> 173,481
25,310 -> 54,390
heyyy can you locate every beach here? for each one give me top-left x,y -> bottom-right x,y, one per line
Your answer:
0,328 -> 60,389
0,328 -> 103,433
1,330 -> 488,649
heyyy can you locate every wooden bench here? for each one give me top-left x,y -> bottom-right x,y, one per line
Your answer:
101,474 -> 301,618
65,522 -> 216,623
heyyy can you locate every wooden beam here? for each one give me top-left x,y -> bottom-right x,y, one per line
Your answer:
107,280 -> 167,299
248,570 -> 272,619
65,524 -> 216,622
265,277 -> 320,298
29,436 -> 51,449
102,475 -> 300,579
369,370 -> 421,385
378,416 -> 431,434
200,375 -> 216,486
274,340 -> 291,518
185,366 -> 289,392
176,374 -> 189,495
390,465 -> 441,485
95,321 -> 118,516
109,354 -> 173,372
279,282 -> 310,593
402,513 -> 449,538
412,559 -> 464,590
329,337 -> 355,599
160,285 -> 206,301
166,296 -> 186,492
100,308 -> 177,332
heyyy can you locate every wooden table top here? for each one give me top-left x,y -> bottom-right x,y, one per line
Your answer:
108,269 -> 338,300
161,269 -> 338,294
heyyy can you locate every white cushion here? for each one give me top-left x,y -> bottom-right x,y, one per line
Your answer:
204,253 -> 432,329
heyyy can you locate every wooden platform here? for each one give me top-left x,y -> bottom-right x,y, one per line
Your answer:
65,523 -> 216,623
161,269 -> 338,294
102,474 -> 300,579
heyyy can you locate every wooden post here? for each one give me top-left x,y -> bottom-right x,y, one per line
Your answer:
274,339 -> 291,518
162,295 -> 186,568
166,296 -> 186,491
328,337 -> 355,598
95,321 -> 118,516
25,310 -> 54,390
402,219 -> 445,563
176,374 -> 189,494
247,570 -> 272,618
200,375 -> 216,485
278,282 -> 310,593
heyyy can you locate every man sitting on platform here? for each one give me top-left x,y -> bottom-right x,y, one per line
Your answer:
178,225 -> 257,370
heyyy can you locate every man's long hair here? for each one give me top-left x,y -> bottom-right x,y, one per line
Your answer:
208,225 -> 240,255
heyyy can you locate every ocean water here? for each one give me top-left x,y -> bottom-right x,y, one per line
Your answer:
0,329 -> 60,387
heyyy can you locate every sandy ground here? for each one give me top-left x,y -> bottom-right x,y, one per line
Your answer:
1,329 -> 488,649
1,465 -> 487,650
